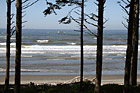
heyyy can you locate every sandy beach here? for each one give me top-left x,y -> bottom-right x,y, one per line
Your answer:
0,75 -> 140,85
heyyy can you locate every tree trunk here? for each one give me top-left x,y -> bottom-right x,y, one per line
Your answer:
14,0 -> 22,93
80,0 -> 84,91
124,0 -> 134,93
130,0 -> 139,86
4,0 -> 11,92
94,1 -> 104,93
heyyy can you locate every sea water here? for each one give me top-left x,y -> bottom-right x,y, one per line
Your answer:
0,29 -> 140,75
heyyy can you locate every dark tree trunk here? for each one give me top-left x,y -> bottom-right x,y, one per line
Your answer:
130,0 -> 139,86
4,0 -> 11,92
14,0 -> 22,93
124,0 -> 134,93
94,0 -> 105,93
80,0 -> 84,91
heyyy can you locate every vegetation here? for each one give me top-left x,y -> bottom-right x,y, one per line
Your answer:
0,81 -> 140,93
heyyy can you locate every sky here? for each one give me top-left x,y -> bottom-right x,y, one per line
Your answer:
0,0 -> 126,30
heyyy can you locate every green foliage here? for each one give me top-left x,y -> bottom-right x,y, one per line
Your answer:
21,81 -> 94,93
43,0 -> 81,16
128,85 -> 140,93
0,83 -> 140,93
101,84 -> 123,93
59,16 -> 71,24
21,83 -> 140,93
43,2 -> 61,16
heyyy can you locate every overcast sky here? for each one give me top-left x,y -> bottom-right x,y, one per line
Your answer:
0,0 -> 126,30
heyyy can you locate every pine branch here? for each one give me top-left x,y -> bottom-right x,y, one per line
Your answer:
119,4 -> 129,15
22,21 -> 28,24
22,13 -> 27,18
22,0 -> 39,10
22,0 -> 29,4
103,18 -> 108,24
84,19 -> 98,27
70,15 -> 97,37
122,21 -> 128,29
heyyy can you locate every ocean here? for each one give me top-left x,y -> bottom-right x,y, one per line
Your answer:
0,29 -> 140,75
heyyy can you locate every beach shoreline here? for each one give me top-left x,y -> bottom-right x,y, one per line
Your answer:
0,75 -> 140,85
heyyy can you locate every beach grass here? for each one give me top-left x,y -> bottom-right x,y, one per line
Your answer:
0,81 -> 140,93
21,83 -> 140,93
0,75 -> 140,93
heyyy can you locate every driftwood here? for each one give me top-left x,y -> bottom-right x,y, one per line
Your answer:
64,76 -> 96,84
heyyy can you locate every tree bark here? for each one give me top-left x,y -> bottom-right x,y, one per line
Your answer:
94,0 -> 104,93
4,0 -> 11,92
80,0 -> 84,91
14,0 -> 22,93
124,0 -> 134,93
130,0 -> 139,86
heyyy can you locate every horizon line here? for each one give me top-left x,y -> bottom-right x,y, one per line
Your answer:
0,28 -> 126,31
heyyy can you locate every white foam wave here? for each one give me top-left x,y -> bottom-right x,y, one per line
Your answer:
0,42 -> 16,46
57,31 -> 64,33
67,42 -> 76,45
11,37 -> 15,39
21,55 -> 33,57
0,68 -> 41,72
93,37 -> 97,40
0,45 -> 140,57
0,43 -> 6,45
37,40 -> 49,43
22,51 -> 45,54
0,68 -> 4,71
21,69 -> 40,72
103,52 -> 126,54
0,68 -> 73,73
23,45 -> 128,51
20,45 -> 129,58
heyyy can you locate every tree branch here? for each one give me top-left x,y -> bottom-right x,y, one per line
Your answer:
84,19 -> 98,27
22,0 -> 29,4
119,4 -> 129,15
122,21 -> 128,29
70,15 -> 97,37
22,0 -> 39,10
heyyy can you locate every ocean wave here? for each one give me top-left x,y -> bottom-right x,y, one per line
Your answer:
0,42 -> 16,46
67,42 -> 76,45
21,55 -> 33,57
37,40 -> 49,43
21,69 -> 41,72
103,52 -> 126,54
93,37 -> 97,40
0,68 -> 41,72
0,68 -> 74,73
0,36 -> 6,39
22,51 -> 45,54
0,45 -> 129,54
0,45 -> 140,58
57,31 -> 65,33
11,37 -> 16,40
